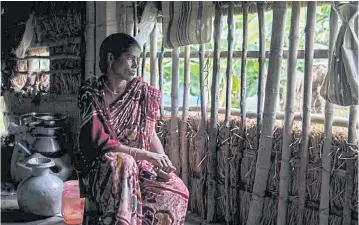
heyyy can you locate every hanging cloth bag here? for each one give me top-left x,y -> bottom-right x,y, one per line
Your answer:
320,3 -> 359,106
162,2 -> 214,49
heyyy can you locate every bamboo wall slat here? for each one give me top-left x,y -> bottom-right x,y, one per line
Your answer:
256,2 -> 266,149
158,44 -> 165,121
319,4 -> 338,225
342,105 -> 358,225
198,43 -> 208,219
207,3 -> 222,222
150,23 -> 157,87
277,2 -> 301,225
170,47 -> 180,173
247,3 -> 287,224
297,3 -> 317,225
180,45 -> 191,186
224,2 -> 234,223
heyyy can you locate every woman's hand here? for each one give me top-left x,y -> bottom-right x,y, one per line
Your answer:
156,168 -> 175,182
137,151 -> 176,172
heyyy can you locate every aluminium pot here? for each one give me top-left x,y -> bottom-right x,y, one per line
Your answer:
35,114 -> 66,127
30,123 -> 62,136
33,136 -> 61,153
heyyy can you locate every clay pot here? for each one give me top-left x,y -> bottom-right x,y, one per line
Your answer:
17,157 -> 64,216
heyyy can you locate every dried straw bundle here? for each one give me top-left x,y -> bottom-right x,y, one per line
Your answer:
38,10 -> 82,41
49,43 -> 81,56
156,115 -> 358,225
50,72 -> 81,94
50,59 -> 81,71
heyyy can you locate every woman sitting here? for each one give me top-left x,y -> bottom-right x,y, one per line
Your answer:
76,33 -> 189,225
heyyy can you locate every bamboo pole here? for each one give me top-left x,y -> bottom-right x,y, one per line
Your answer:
170,47 -> 180,173
150,23 -> 157,87
342,106 -> 358,225
246,3 -> 287,225
181,45 -> 191,186
297,3 -> 317,225
320,5 -> 338,225
224,2 -> 234,224
158,44 -> 164,121
207,3 -> 222,222
256,2 -> 266,149
141,43 -> 147,77
199,43 -> 207,219
235,2 -> 249,223
277,2 -> 301,225
240,2 -> 248,124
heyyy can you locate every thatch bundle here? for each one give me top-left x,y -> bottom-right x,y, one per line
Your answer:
37,9 -> 82,41
156,115 -> 358,225
49,43 -> 81,56
50,72 -> 81,94
50,59 -> 81,71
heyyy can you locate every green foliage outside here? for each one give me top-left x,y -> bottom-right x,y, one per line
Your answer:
142,5 -> 349,118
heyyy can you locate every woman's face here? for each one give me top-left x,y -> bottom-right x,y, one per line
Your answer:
109,46 -> 140,81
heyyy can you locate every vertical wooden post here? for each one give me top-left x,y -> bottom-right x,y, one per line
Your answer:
133,1 -> 137,36
207,3 -> 222,222
342,106 -> 358,225
246,3 -> 287,225
170,47 -> 180,173
199,43 -> 207,219
181,45 -> 191,186
320,4 -> 338,225
150,23 -> 157,87
256,2 -> 266,148
85,1 -> 95,80
224,2 -> 234,224
141,43 -> 147,77
297,2 -> 317,225
277,2 -> 301,225
158,44 -> 165,121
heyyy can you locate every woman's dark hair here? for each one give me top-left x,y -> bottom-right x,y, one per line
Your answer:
99,33 -> 141,73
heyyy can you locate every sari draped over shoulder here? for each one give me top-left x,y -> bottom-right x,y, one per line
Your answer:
76,76 -> 189,225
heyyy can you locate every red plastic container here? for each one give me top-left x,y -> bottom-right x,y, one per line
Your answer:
61,180 -> 85,225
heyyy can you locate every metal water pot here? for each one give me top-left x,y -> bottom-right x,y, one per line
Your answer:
17,157 -> 64,216
33,136 -> 61,153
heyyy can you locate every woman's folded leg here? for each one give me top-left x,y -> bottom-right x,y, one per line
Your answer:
140,174 -> 189,225
89,152 -> 142,225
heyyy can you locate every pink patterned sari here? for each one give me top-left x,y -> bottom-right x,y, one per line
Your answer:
77,76 -> 188,225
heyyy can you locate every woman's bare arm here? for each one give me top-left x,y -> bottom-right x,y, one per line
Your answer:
150,132 -> 165,154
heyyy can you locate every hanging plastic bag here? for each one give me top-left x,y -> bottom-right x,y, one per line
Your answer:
320,3 -> 359,106
134,2 -> 158,47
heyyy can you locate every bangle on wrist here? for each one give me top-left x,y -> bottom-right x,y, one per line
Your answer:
134,148 -> 138,159
129,147 -> 133,156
